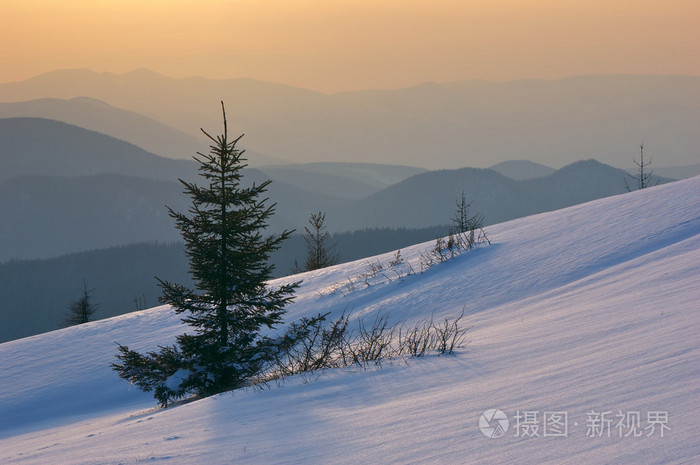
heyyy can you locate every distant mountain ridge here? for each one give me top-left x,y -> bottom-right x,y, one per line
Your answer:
0,118 -> 345,260
0,117 -> 197,183
0,170 -> 349,261
259,163 -> 427,199
0,117 -> 676,262
0,98 -> 202,160
489,160 -> 555,180
0,98 -> 284,165
1,70 -> 697,169
332,159 -> 674,231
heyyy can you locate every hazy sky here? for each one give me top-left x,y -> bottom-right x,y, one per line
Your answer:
2,0 -> 698,92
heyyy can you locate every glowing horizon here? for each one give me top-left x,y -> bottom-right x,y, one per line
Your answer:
1,0 -> 698,92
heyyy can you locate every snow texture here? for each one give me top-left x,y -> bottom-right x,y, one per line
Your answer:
1,176 -> 699,464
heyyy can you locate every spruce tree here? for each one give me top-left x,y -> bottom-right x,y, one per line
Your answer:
64,280 -> 98,326
301,211 -> 339,271
450,191 -> 483,234
113,102 -> 298,405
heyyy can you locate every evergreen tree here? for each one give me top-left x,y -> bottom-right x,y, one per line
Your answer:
113,103 -> 298,405
450,191 -> 483,234
64,280 -> 98,326
299,211 -> 339,272
446,191 -> 489,251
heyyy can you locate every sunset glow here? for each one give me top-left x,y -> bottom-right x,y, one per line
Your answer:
2,0 -> 699,91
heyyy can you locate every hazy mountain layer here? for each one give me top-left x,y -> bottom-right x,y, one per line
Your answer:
0,172 -> 345,262
0,117 -> 674,263
258,162 -> 427,200
488,159 -> 555,180
1,70 -> 697,169
0,117 -> 197,183
0,98 -> 284,165
333,159 -> 673,231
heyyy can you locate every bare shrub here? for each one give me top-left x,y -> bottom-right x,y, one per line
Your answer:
389,249 -> 404,267
399,318 -> 434,357
271,312 -> 349,378
347,312 -> 397,368
433,308 -> 468,354
267,308 -> 470,383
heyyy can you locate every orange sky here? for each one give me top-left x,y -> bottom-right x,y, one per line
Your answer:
1,0 -> 698,92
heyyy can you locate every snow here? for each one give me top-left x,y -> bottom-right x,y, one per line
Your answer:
1,177 -> 699,464
164,369 -> 191,392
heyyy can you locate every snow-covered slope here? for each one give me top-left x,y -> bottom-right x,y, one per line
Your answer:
1,177 -> 698,464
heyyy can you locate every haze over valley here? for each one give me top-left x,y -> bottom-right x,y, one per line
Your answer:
1,71 -> 698,170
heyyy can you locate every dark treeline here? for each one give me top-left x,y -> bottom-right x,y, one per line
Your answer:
276,224 -> 449,274
0,242 -> 192,343
0,225 -> 449,343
